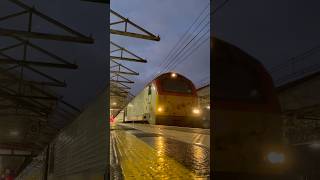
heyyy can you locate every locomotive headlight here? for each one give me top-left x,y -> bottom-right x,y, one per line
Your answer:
267,152 -> 285,164
192,108 -> 201,114
171,73 -> 177,78
157,107 -> 163,112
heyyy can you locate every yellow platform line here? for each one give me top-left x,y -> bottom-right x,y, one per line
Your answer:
112,130 -> 200,180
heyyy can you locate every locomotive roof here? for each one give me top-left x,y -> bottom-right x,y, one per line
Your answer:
212,37 -> 280,112
150,72 -> 197,91
212,37 -> 265,70
154,72 -> 192,81
212,37 -> 274,85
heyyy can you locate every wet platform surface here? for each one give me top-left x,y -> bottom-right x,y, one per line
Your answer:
118,123 -> 210,148
110,124 -> 210,180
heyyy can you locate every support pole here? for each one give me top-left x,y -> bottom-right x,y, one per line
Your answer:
42,146 -> 50,180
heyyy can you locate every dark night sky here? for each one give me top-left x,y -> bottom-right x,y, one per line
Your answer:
212,0 -> 320,86
0,0 -> 108,110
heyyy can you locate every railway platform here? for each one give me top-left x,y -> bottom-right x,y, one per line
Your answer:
110,123 -> 210,180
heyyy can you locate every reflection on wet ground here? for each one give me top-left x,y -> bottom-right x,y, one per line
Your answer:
110,130 -> 124,180
124,127 -> 210,178
143,136 -> 209,177
148,125 -> 210,135
111,127 -> 196,179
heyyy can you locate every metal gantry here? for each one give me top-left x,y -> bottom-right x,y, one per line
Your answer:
110,9 -> 160,41
0,0 -> 93,43
110,9 -> 160,116
0,0 -> 93,161
110,41 -> 147,63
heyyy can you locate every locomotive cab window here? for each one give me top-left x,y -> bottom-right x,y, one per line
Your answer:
213,58 -> 264,102
161,78 -> 193,94
148,85 -> 152,95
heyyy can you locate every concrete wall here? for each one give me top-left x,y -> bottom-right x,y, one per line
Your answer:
278,74 -> 320,144
278,75 -> 320,112
48,91 -> 108,180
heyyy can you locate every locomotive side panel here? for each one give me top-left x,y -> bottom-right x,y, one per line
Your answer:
148,83 -> 158,124
126,86 -> 149,122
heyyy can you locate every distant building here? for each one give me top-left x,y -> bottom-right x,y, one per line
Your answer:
197,84 -> 210,109
197,84 -> 210,128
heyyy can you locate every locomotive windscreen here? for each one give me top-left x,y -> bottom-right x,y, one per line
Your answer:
212,38 -> 265,102
161,78 -> 193,94
213,59 -> 264,102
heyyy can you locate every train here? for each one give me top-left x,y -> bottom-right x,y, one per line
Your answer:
121,72 -> 203,127
212,37 -> 293,179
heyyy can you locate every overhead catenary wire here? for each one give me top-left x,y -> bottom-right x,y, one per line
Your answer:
157,13 -> 210,75
142,0 -> 228,87
150,22 -> 209,83
159,21 -> 210,74
268,43 -> 320,86
270,44 -> 320,73
133,2 -> 212,96
161,0 -> 230,86
168,36 -> 210,87
211,0 -> 230,16
164,35 -> 210,87
142,2 -> 210,84
162,28 -> 210,73
158,2 -> 210,69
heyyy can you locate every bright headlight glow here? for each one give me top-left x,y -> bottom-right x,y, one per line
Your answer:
157,107 -> 163,112
267,152 -> 285,164
192,108 -> 200,114
171,73 -> 177,78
